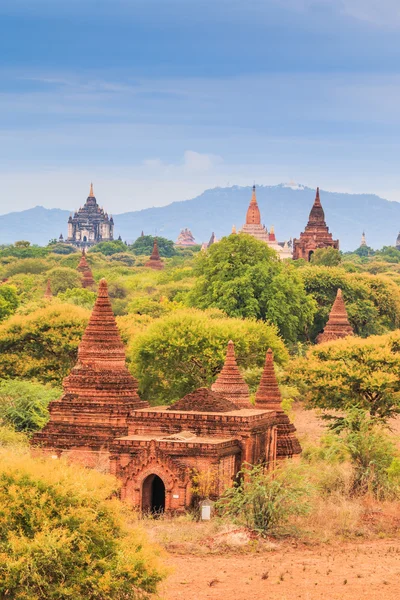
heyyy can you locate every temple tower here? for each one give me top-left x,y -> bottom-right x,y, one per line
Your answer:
145,238 -> 164,270
361,231 -> 367,247
44,279 -> 52,298
255,349 -> 301,460
66,183 -> 114,249
77,250 -> 96,288
293,187 -> 339,261
241,185 -> 269,242
211,340 -> 252,408
316,288 -> 353,344
32,279 -> 148,463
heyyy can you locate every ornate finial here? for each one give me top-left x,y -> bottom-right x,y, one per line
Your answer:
231,224 -> 237,234
89,182 -> 94,197
315,187 -> 321,204
270,225 -> 275,234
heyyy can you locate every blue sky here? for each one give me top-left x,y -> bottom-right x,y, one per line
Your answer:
1,0 -> 400,213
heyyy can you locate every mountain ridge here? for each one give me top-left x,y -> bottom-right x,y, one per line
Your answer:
0,184 -> 398,251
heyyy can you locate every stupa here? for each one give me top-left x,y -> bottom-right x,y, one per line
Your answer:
360,232 -> 367,247
211,340 -> 252,408
293,188 -> 339,261
255,349 -> 301,460
77,250 -> 96,288
32,279 -> 149,465
44,279 -> 52,298
316,288 -> 353,344
145,238 -> 164,270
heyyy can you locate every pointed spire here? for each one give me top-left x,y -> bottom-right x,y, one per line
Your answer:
315,186 -> 321,206
245,184 -> 261,225
145,238 -> 164,270
317,288 -> 354,344
361,231 -> 367,247
255,349 -> 301,460
307,186 -> 326,226
231,224 -> 237,234
44,279 -> 52,298
89,182 -> 94,197
269,225 -> 276,242
211,341 -> 251,408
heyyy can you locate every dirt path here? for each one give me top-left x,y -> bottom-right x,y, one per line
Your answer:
159,539 -> 400,600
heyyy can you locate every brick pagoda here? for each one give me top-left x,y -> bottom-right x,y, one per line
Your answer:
145,238 -> 164,270
77,250 -> 96,288
316,288 -> 354,344
32,285 -> 300,512
255,349 -> 301,460
293,187 -> 339,261
44,279 -> 52,298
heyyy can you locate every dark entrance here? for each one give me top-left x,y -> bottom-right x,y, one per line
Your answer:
142,474 -> 165,514
308,250 -> 314,261
83,235 -> 87,242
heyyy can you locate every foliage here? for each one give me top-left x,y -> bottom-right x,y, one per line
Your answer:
0,304 -> 90,385
0,425 -> 28,448
288,332 -> 400,427
130,235 -> 177,258
353,245 -> 375,258
4,258 -> 51,277
58,287 -> 97,309
89,240 -> 128,256
310,247 -> 342,266
0,379 -> 61,432
0,449 -> 165,599
47,266 -> 82,294
300,266 -> 400,339
109,252 -> 136,266
216,463 -> 311,536
49,243 -> 77,255
0,285 -> 19,322
127,296 -> 175,318
188,234 -> 316,344
0,244 -> 49,259
128,308 -> 287,403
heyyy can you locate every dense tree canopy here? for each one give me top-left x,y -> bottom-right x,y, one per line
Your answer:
0,450 -> 165,599
129,235 -> 177,257
89,240 -> 128,256
0,285 -> 19,322
310,247 -> 342,266
47,266 -> 82,294
128,307 -> 288,403
0,379 -> 61,432
188,234 -> 316,344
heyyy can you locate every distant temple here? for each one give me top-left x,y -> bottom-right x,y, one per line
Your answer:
316,289 -> 353,344
175,228 -> 197,246
145,238 -> 164,270
360,232 -> 367,247
32,281 -> 300,512
240,185 -> 292,259
77,250 -> 96,288
66,184 -> 114,248
292,188 -> 339,261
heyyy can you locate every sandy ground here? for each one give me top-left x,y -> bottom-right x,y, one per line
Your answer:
159,539 -> 400,600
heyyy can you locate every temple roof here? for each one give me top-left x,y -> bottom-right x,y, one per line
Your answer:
306,187 -> 327,228
168,387 -> 237,413
246,185 -> 261,225
211,340 -> 251,408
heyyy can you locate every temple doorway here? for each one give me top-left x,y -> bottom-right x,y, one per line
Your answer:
308,250 -> 314,261
142,474 -> 165,514
83,235 -> 87,242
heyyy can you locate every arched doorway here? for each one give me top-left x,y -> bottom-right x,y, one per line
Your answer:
142,474 -> 166,514
83,235 -> 87,242
308,250 -> 314,261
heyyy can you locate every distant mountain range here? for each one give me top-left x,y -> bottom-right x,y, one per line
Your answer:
0,184 -> 399,251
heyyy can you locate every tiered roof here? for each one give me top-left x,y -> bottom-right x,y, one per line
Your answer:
246,185 -> 261,225
293,188 -> 339,260
255,349 -> 301,460
317,288 -> 354,344
211,341 -> 251,408
145,238 -> 164,270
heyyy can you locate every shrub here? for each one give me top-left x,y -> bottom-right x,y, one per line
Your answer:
0,425 -> 28,448
0,450 -> 165,599
0,379 -> 61,432
0,285 -> 19,321
47,266 -> 82,294
58,287 -> 97,309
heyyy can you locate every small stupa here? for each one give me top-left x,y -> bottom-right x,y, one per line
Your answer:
77,250 -> 96,288
255,349 -> 301,460
145,238 -> 164,270
360,231 -> 367,247
44,279 -> 52,298
211,340 -> 251,408
316,289 -> 354,344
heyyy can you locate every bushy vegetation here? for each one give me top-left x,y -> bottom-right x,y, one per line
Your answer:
0,379 -> 61,432
0,450 -> 165,599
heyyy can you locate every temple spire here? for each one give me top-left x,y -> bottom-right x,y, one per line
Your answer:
211,341 -> 251,408
255,349 -> 301,460
245,184 -> 261,225
361,231 -> 367,247
145,238 -> 164,270
44,279 -> 52,298
89,182 -> 94,197
317,288 -> 353,344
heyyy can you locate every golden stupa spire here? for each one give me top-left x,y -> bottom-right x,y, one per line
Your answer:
231,224 -> 237,234
89,182 -> 94,197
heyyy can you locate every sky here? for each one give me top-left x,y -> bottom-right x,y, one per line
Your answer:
1,0 -> 400,213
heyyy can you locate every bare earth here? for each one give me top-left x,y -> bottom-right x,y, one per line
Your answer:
159,539 -> 400,600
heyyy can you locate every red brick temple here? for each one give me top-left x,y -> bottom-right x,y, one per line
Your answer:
77,250 -> 96,288
33,280 -> 300,512
317,288 -> 354,344
292,188 -> 339,261
145,238 -> 164,270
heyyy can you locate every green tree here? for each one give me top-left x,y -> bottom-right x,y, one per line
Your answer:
14,240 -> 31,248
47,266 -> 82,294
58,287 -> 97,310
0,304 -> 90,384
0,285 -> 19,321
0,449 -> 165,599
49,243 -> 77,255
188,234 -> 316,344
310,247 -> 342,266
288,332 -> 400,427
128,308 -> 288,403
130,235 -> 177,258
89,240 -> 127,256
0,379 -> 61,432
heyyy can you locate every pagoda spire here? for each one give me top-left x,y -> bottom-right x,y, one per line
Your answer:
211,340 -> 251,408
317,288 -> 354,344
255,349 -> 301,460
89,182 -> 94,197
361,231 -> 367,247
231,224 -> 237,234
44,279 -> 52,298
145,238 -> 164,270
307,186 -> 326,226
245,184 -> 261,225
